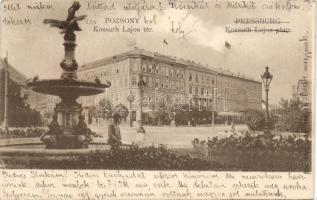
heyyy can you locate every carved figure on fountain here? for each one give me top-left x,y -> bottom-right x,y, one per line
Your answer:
48,115 -> 62,134
75,115 -> 93,148
44,1 -> 85,80
43,1 -> 86,35
40,115 -> 62,149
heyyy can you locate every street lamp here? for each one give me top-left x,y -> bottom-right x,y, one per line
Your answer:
3,54 -> 9,136
137,74 -> 146,133
261,66 -> 273,136
127,92 -> 135,127
212,88 -> 217,127
203,89 -> 212,125
154,87 -> 158,125
154,87 -> 158,112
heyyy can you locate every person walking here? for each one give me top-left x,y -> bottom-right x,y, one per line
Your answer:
231,121 -> 236,135
107,112 -> 122,151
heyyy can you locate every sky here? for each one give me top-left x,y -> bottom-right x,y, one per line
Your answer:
0,0 -> 314,105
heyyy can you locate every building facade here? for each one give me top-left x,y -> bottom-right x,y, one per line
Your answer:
0,60 -> 27,126
0,59 -> 58,126
77,47 -> 262,125
292,76 -> 312,109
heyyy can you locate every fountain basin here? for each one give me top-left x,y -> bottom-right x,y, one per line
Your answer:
27,79 -> 110,96
27,79 -> 110,149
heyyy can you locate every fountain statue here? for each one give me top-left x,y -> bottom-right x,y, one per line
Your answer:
27,1 -> 110,149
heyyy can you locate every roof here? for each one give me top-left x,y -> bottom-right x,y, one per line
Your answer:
79,47 -> 261,83
217,71 -> 261,84
0,59 -> 27,84
79,47 -> 218,74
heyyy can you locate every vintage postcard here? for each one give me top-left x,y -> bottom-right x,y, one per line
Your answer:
0,0 -> 315,199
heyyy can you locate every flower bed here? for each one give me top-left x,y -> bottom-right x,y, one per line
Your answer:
192,133 -> 311,152
191,134 -> 311,171
0,128 -> 46,139
4,143 -> 309,171
25,145 -> 225,170
205,147 -> 310,171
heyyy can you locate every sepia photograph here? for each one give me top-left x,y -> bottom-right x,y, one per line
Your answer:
0,0 -> 314,174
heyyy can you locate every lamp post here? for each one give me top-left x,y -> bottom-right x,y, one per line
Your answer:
154,87 -> 158,125
261,66 -> 273,136
3,54 -> 9,136
127,92 -> 135,127
154,87 -> 158,112
212,88 -> 217,127
137,74 -> 146,133
203,89 -> 211,126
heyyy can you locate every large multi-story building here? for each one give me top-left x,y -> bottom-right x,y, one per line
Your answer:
77,47 -> 262,125
0,59 -> 57,126
0,59 -> 28,126
292,76 -> 312,109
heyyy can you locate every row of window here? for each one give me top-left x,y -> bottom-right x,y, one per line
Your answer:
131,75 -> 185,91
188,73 -> 216,85
79,73 -> 260,100
188,86 -> 239,97
187,86 -> 262,100
217,78 -> 261,91
79,59 -> 130,80
189,86 -> 211,96
139,63 -> 185,79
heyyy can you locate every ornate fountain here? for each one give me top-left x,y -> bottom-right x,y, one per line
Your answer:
27,1 -> 110,149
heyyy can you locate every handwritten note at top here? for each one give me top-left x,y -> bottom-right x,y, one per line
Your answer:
0,170 -> 312,200
3,0 -> 309,11
1,0 -> 312,38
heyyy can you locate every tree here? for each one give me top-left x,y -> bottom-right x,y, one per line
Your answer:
244,109 -> 265,131
95,97 -> 113,119
113,103 -> 129,120
5,79 -> 43,127
274,98 -> 311,133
